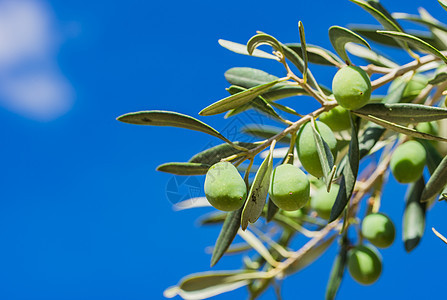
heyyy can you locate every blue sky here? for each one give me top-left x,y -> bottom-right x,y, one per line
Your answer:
1,0 -> 447,299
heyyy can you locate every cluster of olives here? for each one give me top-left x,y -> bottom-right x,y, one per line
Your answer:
348,213 -> 395,285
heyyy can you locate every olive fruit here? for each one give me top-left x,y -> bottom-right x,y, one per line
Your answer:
319,106 -> 351,131
332,65 -> 372,110
310,184 -> 339,220
269,164 -> 310,211
348,245 -> 382,285
388,74 -> 428,103
390,140 -> 426,184
204,161 -> 247,211
361,213 -> 395,248
416,121 -> 438,136
296,121 -> 337,178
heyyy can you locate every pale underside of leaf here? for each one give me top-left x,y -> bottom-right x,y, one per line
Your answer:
328,25 -> 371,64
218,39 -> 279,60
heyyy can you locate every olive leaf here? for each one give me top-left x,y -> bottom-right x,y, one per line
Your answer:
211,207 -> 243,267
266,197 -> 279,223
270,102 -> 303,117
421,155 -> 447,202
311,120 -> 336,191
284,234 -> 337,275
189,142 -> 255,165
241,144 -> 274,230
164,270 -> 268,300
237,229 -> 278,267
117,110 -> 234,145
353,103 -> 447,123
298,21 -> 309,82
383,74 -> 408,104
224,67 -> 280,89
428,72 -> 447,85
174,197 -> 212,211
247,33 -> 283,57
325,245 -> 348,300
285,43 -> 343,66
345,43 -> 398,68
418,8 -> 447,50
353,113 -> 447,143
199,79 -> 284,116
241,124 -> 291,144
198,212 -> 227,226
218,39 -> 279,60
330,113 -> 359,222
403,176 -> 426,252
328,25 -> 371,64
377,30 -> 447,64
350,26 -> 440,49
439,0 -> 447,11
223,85 -> 284,121
418,140 -> 442,175
262,85 -> 308,101
156,162 -> 210,175
392,11 -> 447,35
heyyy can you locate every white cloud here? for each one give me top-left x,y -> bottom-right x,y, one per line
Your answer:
0,0 -> 74,121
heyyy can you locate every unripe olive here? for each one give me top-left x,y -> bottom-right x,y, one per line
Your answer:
416,121 -> 438,136
296,121 -> 337,178
348,245 -> 382,285
269,164 -> 310,211
388,74 -> 428,103
390,141 -> 426,184
204,161 -> 246,211
310,184 -> 339,220
332,65 -> 372,110
361,213 -> 395,248
319,106 -> 351,131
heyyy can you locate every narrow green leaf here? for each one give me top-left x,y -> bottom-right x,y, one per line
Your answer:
403,177 -> 426,252
117,110 -> 233,144
241,124 -> 291,144
199,80 -> 282,116
224,85 -> 284,121
266,197 -> 279,223
353,113 -> 447,142
189,142 -> 255,165
392,12 -> 447,34
345,43 -> 398,68
311,121 -> 336,191
285,43 -> 343,66
156,162 -> 210,175
247,33 -> 283,56
237,229 -> 278,266
378,30 -> 447,64
270,102 -> 303,117
418,140 -> 443,175
330,113 -> 359,222
198,212 -> 227,226
211,207 -> 243,267
164,270 -> 267,299
328,26 -> 371,64
298,21 -> 309,82
225,67 -> 279,89
218,39 -> 279,60
261,85 -> 308,101
284,234 -> 337,275
174,197 -> 211,211
325,246 -> 348,300
354,103 -> 447,123
418,8 -> 447,50
383,75 -> 408,104
439,0 -> 447,11
429,72 -> 447,85
241,146 -> 274,230
421,155 -> 447,202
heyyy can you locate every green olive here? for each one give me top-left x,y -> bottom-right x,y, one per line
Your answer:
361,213 -> 395,248
296,121 -> 337,178
204,161 -> 247,211
388,74 -> 428,103
416,121 -> 438,136
269,164 -> 310,211
348,245 -> 382,285
310,184 -> 339,220
332,65 -> 371,110
390,140 -> 426,184
319,106 -> 351,131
